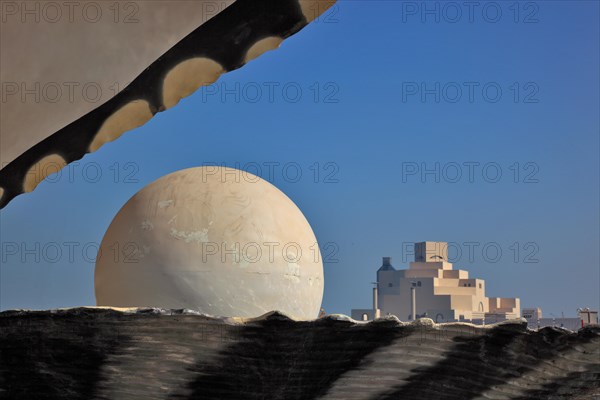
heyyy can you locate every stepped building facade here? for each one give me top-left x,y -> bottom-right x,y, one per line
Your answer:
351,242 -> 520,323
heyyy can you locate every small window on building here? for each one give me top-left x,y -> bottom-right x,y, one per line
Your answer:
388,282 -> 393,287
417,281 -> 422,287
479,283 -> 482,289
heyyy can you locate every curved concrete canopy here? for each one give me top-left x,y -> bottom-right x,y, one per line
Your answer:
0,0 -> 336,209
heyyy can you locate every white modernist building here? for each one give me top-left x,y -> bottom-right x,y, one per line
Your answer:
351,242 -> 520,323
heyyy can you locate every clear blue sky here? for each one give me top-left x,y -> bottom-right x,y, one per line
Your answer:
1,1 -> 598,317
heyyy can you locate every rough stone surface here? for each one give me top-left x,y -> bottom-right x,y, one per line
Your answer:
1,308 -> 598,399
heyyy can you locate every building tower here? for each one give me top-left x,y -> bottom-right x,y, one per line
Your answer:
351,242 -> 521,323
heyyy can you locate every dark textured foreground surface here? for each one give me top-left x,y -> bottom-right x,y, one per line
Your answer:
0,308 -> 598,400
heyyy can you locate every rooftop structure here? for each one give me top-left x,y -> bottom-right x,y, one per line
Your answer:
522,307 -> 599,330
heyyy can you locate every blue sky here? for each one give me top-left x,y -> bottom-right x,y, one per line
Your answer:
1,0 -> 599,317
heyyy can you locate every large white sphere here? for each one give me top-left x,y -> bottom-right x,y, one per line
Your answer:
95,166 -> 324,320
